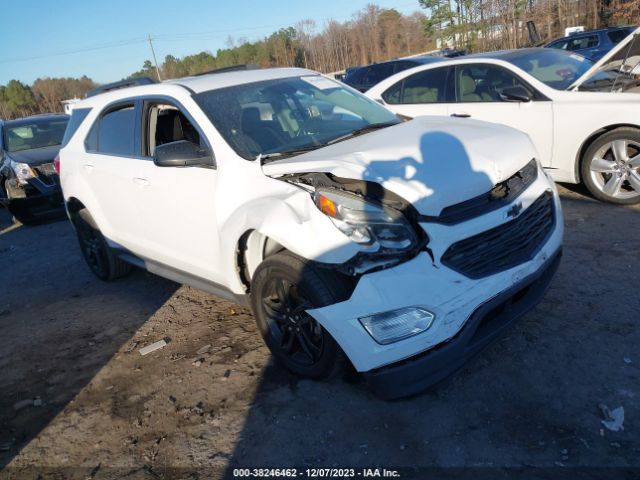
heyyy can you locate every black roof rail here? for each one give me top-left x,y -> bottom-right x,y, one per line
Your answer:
86,76 -> 157,98
194,64 -> 260,76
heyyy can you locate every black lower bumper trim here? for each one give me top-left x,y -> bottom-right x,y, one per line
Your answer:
364,248 -> 563,400
2,192 -> 64,221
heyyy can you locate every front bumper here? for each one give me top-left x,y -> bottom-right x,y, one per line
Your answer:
365,248 -> 562,399
307,168 -> 563,376
2,175 -> 64,220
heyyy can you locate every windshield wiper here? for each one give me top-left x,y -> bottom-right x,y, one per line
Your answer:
326,121 -> 399,145
258,144 -> 327,164
258,121 -> 399,164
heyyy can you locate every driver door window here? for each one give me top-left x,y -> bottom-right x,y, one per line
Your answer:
145,102 -> 203,157
455,65 -> 533,102
448,64 -> 553,167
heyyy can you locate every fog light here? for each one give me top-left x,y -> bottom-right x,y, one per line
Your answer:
359,307 -> 435,345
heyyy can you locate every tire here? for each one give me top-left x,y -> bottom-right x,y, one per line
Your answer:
74,209 -> 131,281
581,128 -> 640,205
250,251 -> 354,379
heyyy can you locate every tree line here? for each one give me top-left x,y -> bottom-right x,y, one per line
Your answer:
420,0 -> 637,52
130,6 -> 430,80
0,76 -> 96,120
1,1 -> 638,120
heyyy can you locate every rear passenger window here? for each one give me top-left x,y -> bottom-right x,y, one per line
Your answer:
383,68 -> 448,105
85,103 -> 137,156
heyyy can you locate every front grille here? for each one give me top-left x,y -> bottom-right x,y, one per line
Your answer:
419,159 -> 538,225
441,191 -> 555,279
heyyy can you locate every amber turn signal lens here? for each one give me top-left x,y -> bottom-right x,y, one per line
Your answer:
317,193 -> 338,218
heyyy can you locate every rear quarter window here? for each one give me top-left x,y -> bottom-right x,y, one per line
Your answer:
61,108 -> 91,148
607,29 -> 631,44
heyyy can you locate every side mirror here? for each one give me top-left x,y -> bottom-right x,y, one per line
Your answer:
499,86 -> 533,102
153,140 -> 214,168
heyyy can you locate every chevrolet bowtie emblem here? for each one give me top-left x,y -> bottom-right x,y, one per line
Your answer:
506,202 -> 523,219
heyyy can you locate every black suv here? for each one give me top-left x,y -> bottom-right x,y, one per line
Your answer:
344,56 -> 444,92
0,113 -> 69,223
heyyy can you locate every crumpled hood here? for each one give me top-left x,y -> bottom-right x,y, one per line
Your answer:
6,145 -> 60,165
262,116 -> 536,216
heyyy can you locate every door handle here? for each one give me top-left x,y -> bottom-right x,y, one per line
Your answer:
133,177 -> 150,186
83,162 -> 94,171
451,112 -> 471,118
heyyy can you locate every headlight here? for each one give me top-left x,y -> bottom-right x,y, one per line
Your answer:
315,189 -> 418,252
11,161 -> 36,185
359,307 -> 435,344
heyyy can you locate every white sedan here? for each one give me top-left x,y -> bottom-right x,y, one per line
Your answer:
366,27 -> 640,204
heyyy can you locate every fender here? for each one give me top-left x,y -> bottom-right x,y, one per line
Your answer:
62,167 -> 113,237
219,187 -> 361,294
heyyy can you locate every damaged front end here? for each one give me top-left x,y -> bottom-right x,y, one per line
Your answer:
1,161 -> 64,222
279,171 -> 431,275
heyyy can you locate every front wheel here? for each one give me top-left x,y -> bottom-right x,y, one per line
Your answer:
250,251 -> 353,379
581,128 -> 640,205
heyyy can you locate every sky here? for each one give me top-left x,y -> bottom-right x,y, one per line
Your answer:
0,0 -> 423,86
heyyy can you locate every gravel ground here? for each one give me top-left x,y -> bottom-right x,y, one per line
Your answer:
0,185 -> 638,480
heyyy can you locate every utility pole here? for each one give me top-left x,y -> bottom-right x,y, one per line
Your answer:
147,33 -> 162,81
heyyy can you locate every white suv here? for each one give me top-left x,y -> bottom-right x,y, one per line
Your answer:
59,67 -> 563,399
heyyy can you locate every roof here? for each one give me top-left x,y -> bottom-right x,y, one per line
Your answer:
549,25 -> 636,41
466,47 -> 573,61
351,55 -> 445,71
72,67 -> 321,110
2,113 -> 69,127
167,67 -> 315,93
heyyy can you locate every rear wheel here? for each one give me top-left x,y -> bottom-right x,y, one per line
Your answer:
581,128 -> 640,205
74,209 -> 131,281
250,251 -> 353,379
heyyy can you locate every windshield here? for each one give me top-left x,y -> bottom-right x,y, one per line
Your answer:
193,75 -> 399,160
506,49 -> 594,90
3,117 -> 69,152
576,32 -> 640,92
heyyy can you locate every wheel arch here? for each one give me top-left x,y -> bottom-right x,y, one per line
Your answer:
235,229 -> 286,293
575,123 -> 640,182
221,193 -> 360,295
65,197 -> 86,222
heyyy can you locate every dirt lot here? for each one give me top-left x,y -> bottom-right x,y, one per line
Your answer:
0,185 -> 638,479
